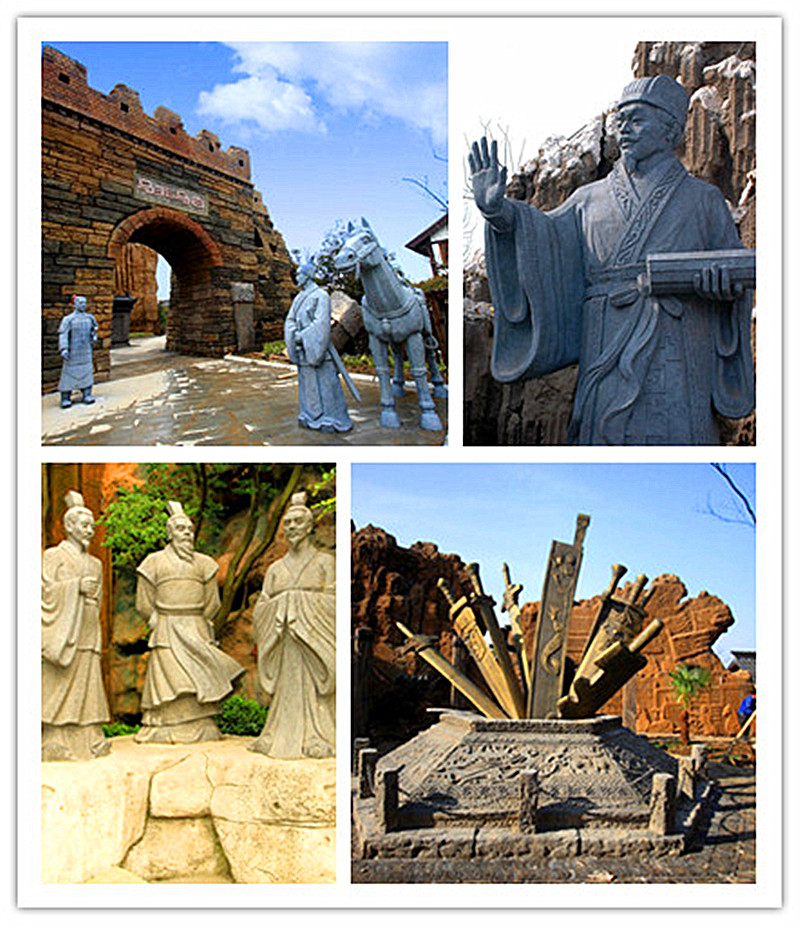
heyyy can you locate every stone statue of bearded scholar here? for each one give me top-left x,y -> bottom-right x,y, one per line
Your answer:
250,492 -> 335,759
469,74 -> 755,445
135,502 -> 244,744
41,491 -> 111,761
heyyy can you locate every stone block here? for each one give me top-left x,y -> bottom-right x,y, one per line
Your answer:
208,746 -> 335,825
649,771 -> 677,836
123,817 -> 229,882
214,820 -> 335,884
150,752 -> 213,817
41,741 -> 175,883
518,769 -> 539,833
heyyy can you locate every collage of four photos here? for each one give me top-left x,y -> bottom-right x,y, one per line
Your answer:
17,12 -> 785,912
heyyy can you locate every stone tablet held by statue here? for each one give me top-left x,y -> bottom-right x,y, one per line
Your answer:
469,74 -> 755,445
250,492 -> 336,759
134,501 -> 244,744
42,490 -> 111,761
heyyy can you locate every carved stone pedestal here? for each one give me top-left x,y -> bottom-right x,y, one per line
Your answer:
353,711 -> 713,862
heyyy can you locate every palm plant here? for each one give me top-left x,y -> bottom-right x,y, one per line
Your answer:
669,663 -> 712,745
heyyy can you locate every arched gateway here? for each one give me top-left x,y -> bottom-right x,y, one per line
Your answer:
41,46 -> 296,392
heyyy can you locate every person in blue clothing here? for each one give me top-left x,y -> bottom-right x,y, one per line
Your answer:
737,692 -> 756,737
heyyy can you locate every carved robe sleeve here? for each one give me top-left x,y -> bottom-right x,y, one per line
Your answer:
41,547 -> 83,667
297,289 -> 332,367
486,199 -> 585,383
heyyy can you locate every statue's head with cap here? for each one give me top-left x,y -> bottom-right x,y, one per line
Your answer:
282,491 -> 314,548
296,262 -> 317,289
165,500 -> 195,559
615,74 -> 689,168
72,295 -> 88,313
63,490 -> 95,550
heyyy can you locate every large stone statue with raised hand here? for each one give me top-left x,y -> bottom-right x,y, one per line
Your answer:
135,502 -> 244,744
285,263 -> 355,433
250,492 -> 335,759
334,218 -> 447,431
42,491 -> 111,761
469,74 -> 754,445
58,294 -> 99,408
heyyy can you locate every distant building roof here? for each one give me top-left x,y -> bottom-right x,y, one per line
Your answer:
405,213 -> 448,257
729,650 -> 756,682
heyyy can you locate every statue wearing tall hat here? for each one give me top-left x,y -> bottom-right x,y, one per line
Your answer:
134,501 -> 244,744
41,491 -> 111,761
250,492 -> 335,759
469,74 -> 754,445
57,294 -> 99,408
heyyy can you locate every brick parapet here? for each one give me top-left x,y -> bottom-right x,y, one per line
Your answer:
42,46 -> 251,184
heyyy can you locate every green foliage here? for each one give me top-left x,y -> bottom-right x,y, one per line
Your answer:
416,275 -> 448,293
308,465 -> 337,521
263,339 -> 287,357
669,663 -> 712,710
98,464 -> 292,571
103,721 -> 141,737
215,694 -> 268,736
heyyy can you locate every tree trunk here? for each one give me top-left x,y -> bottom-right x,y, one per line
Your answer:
679,709 -> 690,746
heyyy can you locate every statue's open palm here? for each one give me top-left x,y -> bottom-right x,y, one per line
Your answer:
469,137 -> 508,215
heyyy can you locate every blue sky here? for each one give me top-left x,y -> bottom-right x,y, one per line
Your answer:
352,463 -> 756,665
46,41 -> 448,287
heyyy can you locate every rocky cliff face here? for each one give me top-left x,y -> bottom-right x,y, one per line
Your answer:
464,40 -> 756,446
351,525 -> 753,741
115,243 -> 160,334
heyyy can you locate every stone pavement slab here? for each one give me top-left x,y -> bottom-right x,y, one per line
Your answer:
42,341 -> 447,446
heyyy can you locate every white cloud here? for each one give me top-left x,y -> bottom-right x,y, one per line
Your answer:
196,71 -> 322,134
198,42 -> 447,145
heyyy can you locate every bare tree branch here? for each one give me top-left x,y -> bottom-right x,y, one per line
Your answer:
708,462 -> 756,526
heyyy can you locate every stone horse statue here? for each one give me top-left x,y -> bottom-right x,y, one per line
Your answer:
334,218 -> 446,430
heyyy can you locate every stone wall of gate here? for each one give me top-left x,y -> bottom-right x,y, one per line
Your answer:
41,46 -> 295,392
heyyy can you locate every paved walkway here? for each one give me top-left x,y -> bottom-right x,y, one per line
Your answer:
352,762 -> 755,884
42,336 -> 447,447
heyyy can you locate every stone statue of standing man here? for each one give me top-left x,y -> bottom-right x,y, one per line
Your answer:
42,491 -> 111,761
469,74 -> 754,445
58,294 -> 99,408
134,501 -> 244,744
285,263 -> 354,433
250,492 -> 335,759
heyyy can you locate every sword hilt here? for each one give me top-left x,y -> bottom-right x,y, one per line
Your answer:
437,577 -> 457,609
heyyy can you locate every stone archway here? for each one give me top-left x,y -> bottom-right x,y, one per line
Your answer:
108,207 -> 228,357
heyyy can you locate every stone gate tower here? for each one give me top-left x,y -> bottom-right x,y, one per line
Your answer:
41,46 -> 296,392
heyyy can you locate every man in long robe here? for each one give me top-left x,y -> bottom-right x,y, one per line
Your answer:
42,491 -> 111,761
58,294 -> 99,408
470,74 -> 754,445
285,264 -> 352,433
135,502 -> 244,744
250,492 -> 335,759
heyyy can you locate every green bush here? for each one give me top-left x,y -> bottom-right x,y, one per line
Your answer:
103,721 -> 141,738
215,694 -> 268,736
263,339 -> 287,357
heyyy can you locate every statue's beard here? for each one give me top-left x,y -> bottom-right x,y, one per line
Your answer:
621,149 -> 638,171
172,539 -> 195,561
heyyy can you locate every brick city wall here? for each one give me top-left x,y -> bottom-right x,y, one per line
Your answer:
41,46 -> 295,392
